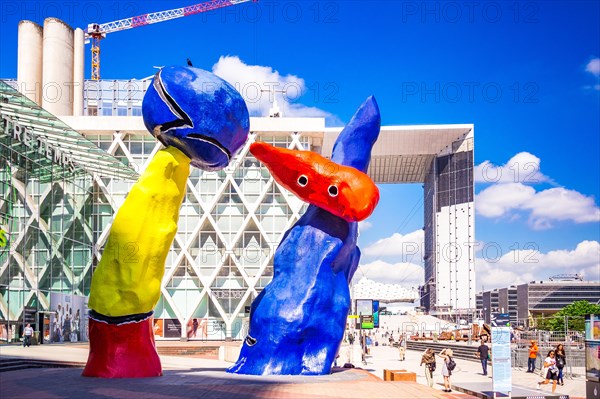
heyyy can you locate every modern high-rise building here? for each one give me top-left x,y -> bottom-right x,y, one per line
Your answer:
1,17 -> 475,341
420,132 -> 475,317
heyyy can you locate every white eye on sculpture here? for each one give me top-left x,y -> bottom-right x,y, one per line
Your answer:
328,185 -> 338,197
297,175 -> 308,187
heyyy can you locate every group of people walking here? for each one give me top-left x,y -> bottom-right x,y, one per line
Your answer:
421,339 -> 488,393
532,344 -> 567,393
420,348 -> 456,393
528,340 -> 567,383
530,340 -> 567,393
418,339 -> 568,393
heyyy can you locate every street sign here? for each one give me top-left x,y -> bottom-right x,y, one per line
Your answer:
23,307 -> 36,324
491,312 -> 510,327
360,315 -> 374,329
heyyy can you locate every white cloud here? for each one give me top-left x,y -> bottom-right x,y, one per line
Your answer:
586,57 -> 600,77
476,240 -> 600,290
212,56 -> 341,125
358,220 -> 373,232
476,183 -> 600,229
475,152 -> 550,184
476,183 -> 535,218
475,152 -> 600,229
524,188 -> 600,229
363,229 -> 424,263
355,260 -> 424,287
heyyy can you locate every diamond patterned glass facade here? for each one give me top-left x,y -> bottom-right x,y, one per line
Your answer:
0,82 -> 136,342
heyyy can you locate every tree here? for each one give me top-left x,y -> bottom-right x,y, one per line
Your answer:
547,300 -> 600,331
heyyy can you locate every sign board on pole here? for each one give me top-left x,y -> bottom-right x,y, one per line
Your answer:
491,312 -> 512,394
23,307 -> 37,324
355,299 -> 373,316
355,299 -> 373,329
491,312 -> 511,327
360,315 -> 374,329
373,300 -> 380,328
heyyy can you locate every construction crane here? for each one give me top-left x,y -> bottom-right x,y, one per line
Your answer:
85,0 -> 256,81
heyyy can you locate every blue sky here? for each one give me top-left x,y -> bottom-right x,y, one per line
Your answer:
1,1 -> 599,290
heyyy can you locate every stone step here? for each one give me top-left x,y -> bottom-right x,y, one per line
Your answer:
0,357 -> 84,373
0,363 -> 44,373
156,346 -> 220,357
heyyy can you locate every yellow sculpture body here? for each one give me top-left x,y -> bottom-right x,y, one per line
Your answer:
82,65 -> 249,378
88,147 -> 190,316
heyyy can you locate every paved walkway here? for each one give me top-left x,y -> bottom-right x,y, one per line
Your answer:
0,342 -> 586,398
0,343 -> 474,399
361,344 -> 585,398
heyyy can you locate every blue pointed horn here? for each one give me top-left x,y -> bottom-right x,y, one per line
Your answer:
330,96 -> 381,174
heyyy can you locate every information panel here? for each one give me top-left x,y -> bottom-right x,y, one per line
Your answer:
585,314 -> 600,383
360,315 -> 374,329
355,299 -> 373,316
491,325 -> 512,393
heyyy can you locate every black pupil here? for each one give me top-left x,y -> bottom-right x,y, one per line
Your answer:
298,176 -> 308,186
328,186 -> 338,196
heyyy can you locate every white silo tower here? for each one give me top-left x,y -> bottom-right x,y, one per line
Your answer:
42,17 -> 74,116
17,20 -> 43,106
73,28 -> 85,116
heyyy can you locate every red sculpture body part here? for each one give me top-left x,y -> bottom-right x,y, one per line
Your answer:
82,316 -> 162,378
250,141 -> 379,222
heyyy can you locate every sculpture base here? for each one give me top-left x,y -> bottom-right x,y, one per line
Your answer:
82,316 -> 162,378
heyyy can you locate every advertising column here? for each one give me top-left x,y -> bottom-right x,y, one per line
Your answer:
585,314 -> 600,399
491,313 -> 512,396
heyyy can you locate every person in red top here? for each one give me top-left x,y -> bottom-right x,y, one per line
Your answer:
527,340 -> 539,372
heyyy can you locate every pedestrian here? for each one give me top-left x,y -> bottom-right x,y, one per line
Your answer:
476,339 -> 490,375
527,340 -> 539,372
23,323 -> 33,347
438,348 -> 455,392
192,318 -> 199,338
537,350 -> 559,393
555,344 -> 566,386
420,348 -> 436,388
399,345 -> 406,361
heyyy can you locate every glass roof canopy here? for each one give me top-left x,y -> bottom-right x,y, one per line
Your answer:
0,80 -> 139,182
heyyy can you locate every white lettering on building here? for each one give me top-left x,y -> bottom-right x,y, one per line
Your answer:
0,113 -> 77,173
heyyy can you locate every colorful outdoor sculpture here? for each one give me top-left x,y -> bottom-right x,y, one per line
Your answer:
228,96 -> 381,375
82,66 -> 249,378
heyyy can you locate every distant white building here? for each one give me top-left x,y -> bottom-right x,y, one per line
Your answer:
352,277 -> 419,303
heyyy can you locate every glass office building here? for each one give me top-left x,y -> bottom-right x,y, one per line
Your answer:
477,281 -> 600,327
0,81 -> 137,342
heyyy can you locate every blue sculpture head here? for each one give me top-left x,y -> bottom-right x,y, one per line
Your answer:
142,66 -> 250,170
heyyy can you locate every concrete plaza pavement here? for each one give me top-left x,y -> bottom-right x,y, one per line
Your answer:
0,343 -> 475,399
0,342 -> 586,398
361,344 -> 585,398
